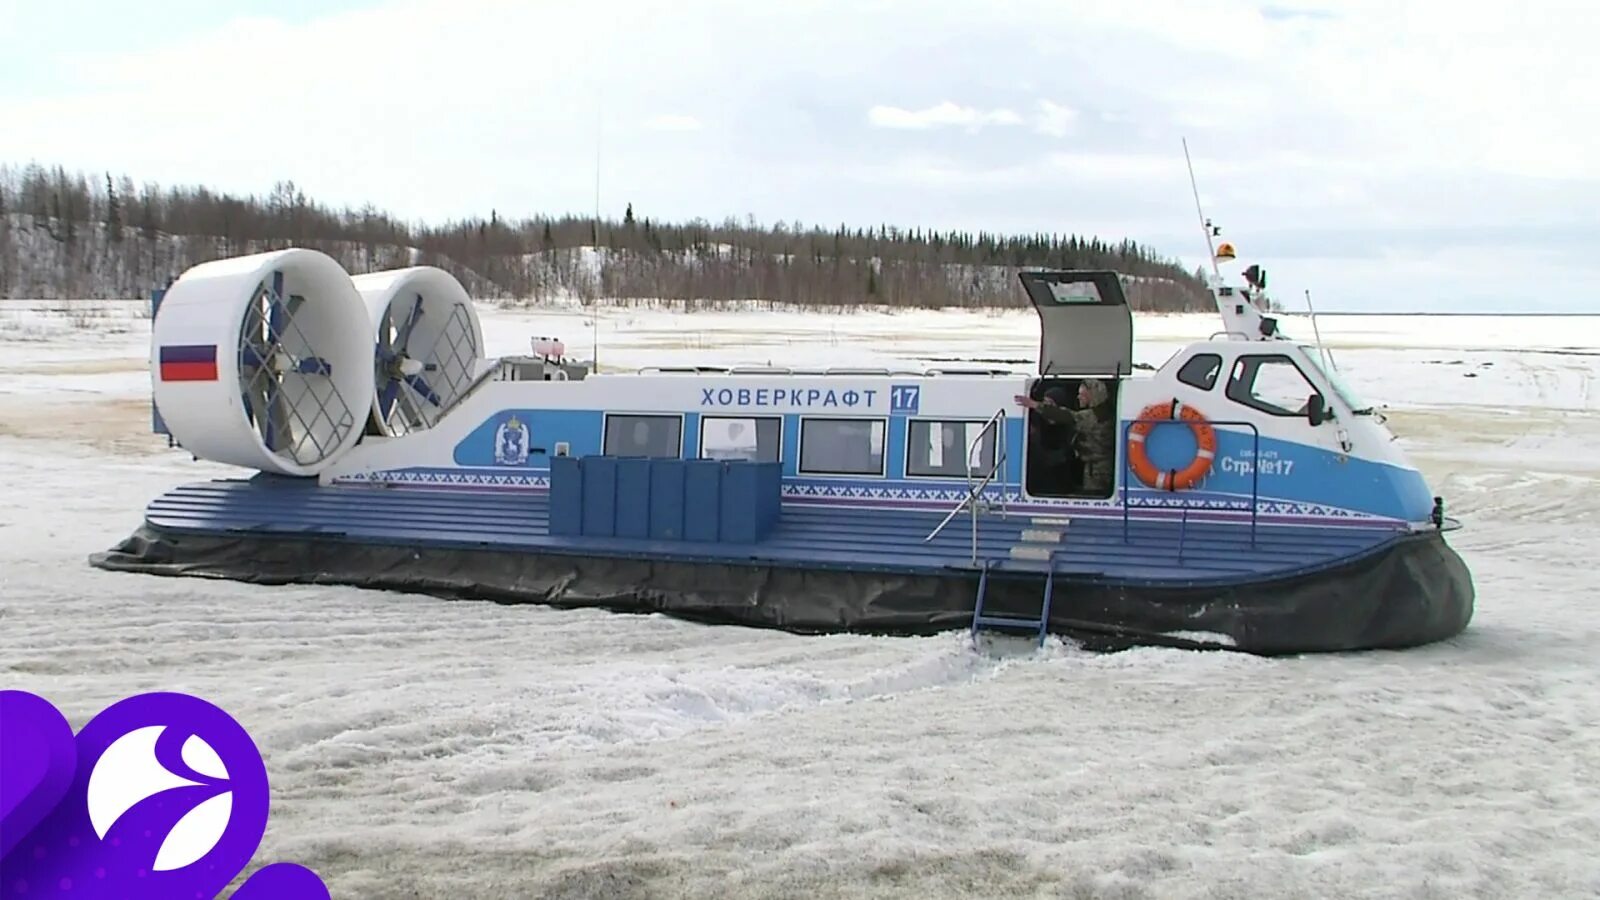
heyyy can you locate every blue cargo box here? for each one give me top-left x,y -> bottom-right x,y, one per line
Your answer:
547,456 -> 781,543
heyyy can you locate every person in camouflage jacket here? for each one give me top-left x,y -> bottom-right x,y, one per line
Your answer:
1014,379 -> 1116,494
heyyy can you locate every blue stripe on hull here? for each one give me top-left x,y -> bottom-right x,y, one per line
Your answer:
333,464 -> 1411,527
146,478 -> 1408,586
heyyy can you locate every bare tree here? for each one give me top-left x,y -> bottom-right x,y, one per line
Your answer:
0,162 -> 1213,307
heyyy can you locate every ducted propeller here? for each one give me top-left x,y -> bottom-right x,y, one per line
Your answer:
236,269 -> 349,461
355,267 -> 485,437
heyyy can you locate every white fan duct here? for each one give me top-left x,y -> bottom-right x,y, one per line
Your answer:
150,248 -> 375,477
354,266 -> 485,437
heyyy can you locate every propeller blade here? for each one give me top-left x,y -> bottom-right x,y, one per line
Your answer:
241,343 -> 269,370
379,378 -> 402,422
378,304 -> 395,358
242,285 -> 264,367
393,379 -> 425,428
395,294 -> 424,349
252,377 -> 276,451
267,271 -> 285,343
263,377 -> 279,452
283,292 -> 307,358
270,382 -> 293,454
405,374 -> 442,406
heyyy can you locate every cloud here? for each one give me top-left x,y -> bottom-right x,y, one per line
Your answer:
1259,4 -> 1339,20
2,0 -> 1598,310
867,102 -> 1023,132
1032,101 -> 1078,137
866,99 -> 1079,138
642,114 -> 702,132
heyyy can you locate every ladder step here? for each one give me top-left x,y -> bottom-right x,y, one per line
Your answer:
970,558 -> 1053,648
1030,516 -> 1072,527
1020,528 -> 1063,543
974,615 -> 1045,630
1008,545 -> 1053,561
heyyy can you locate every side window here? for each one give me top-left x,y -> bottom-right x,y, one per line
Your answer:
1177,353 -> 1222,391
603,414 -> 683,458
906,420 -> 997,478
798,418 -> 886,476
1226,356 -> 1318,417
700,415 -> 782,463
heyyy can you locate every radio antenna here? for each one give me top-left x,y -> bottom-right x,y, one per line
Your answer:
594,99 -> 602,227
1182,138 -> 1272,343
1183,137 -> 1222,284
592,86 -> 603,371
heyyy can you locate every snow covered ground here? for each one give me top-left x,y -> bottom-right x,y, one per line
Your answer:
3,297 -> 1599,899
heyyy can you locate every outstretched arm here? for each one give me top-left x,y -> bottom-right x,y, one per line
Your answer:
1036,404 -> 1076,425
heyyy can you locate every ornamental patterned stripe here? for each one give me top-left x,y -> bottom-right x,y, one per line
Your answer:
328,467 -> 1387,522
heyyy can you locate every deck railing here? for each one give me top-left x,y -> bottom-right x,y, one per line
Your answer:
1118,417 -> 1262,560
923,407 -> 1010,565
414,362 -> 506,426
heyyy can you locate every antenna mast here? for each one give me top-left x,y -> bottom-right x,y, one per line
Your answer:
592,94 -> 602,371
1183,137 -> 1223,284
594,102 -> 602,227
1182,138 -> 1274,342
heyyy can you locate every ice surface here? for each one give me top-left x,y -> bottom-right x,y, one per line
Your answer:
3,298 -> 1599,898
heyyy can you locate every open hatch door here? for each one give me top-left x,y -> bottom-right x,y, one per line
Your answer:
1018,270 -> 1134,377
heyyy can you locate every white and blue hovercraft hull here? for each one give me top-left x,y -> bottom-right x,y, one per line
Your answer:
92,253 -> 1474,654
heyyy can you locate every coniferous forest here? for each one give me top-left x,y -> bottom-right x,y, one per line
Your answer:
0,162 -> 1214,311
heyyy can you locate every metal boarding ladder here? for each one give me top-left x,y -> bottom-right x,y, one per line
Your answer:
968,555 -> 1057,647
923,408 -> 1010,565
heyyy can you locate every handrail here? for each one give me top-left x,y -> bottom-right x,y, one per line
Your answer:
635,365 -> 730,374
1118,416 -> 1262,553
427,354 -> 592,426
365,356 -> 553,445
727,366 -> 800,375
625,366 -> 1024,379
922,367 -> 1017,377
426,361 -> 511,422
923,407 -> 1009,565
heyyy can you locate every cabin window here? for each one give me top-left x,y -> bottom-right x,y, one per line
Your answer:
906,420 -> 998,478
700,415 -> 782,463
1226,355 -> 1318,417
1044,282 -> 1104,304
603,414 -> 683,458
1177,353 -> 1223,391
798,418 -> 886,476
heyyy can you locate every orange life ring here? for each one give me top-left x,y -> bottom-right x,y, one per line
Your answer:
1127,400 -> 1217,491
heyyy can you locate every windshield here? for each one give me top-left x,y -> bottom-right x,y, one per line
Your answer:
1299,345 -> 1371,412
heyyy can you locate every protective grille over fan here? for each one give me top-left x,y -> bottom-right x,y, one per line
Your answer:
353,267 -> 485,437
150,249 -> 374,476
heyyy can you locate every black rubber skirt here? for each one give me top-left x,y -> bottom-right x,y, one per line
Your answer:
89,523 -> 1475,655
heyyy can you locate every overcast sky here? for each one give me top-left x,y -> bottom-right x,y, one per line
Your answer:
3,0 -> 1597,311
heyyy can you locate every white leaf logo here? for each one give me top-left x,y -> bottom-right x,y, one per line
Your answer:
86,725 -> 233,871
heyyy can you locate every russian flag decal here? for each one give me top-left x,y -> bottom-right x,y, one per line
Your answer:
159,344 -> 219,382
